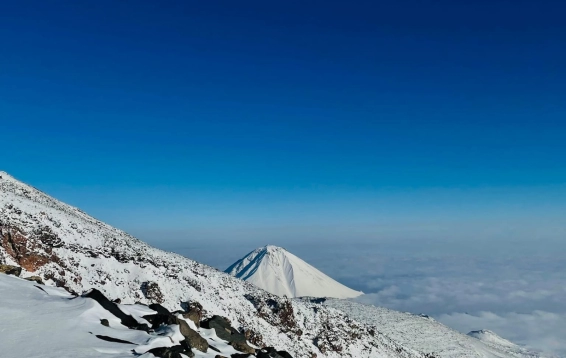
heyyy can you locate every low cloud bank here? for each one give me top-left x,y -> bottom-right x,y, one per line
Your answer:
296,242 -> 566,356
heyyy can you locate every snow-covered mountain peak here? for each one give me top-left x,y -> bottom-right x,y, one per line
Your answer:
225,245 -> 363,299
263,244 -> 285,253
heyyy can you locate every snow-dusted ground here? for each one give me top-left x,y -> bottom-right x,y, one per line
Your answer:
0,273 -> 249,358
0,171 -> 421,358
319,298 -> 541,358
0,171 -> 547,358
225,245 -> 363,299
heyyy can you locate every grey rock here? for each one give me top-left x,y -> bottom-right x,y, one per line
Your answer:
178,319 -> 208,353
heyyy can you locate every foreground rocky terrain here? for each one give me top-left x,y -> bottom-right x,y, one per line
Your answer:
0,171 -> 421,358
0,171 -> 544,358
0,271 -> 297,358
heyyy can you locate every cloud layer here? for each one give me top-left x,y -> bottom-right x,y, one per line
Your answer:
148,235 -> 566,356
277,239 -> 566,356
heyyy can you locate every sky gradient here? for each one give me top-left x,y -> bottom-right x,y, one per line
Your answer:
2,0 -> 565,242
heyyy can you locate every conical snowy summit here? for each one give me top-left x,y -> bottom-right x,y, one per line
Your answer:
226,245 -> 363,299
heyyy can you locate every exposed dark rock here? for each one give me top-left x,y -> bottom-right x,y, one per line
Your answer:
100,319 -> 110,327
257,347 -> 286,358
143,313 -> 176,329
229,332 -> 247,344
257,347 -> 292,358
141,281 -> 164,304
230,341 -> 255,354
230,354 -> 253,358
178,319 -> 208,352
94,334 -> 135,345
244,295 -> 300,336
149,303 -> 171,315
201,315 -> 237,341
82,289 -> 148,331
0,225 -> 59,271
0,264 -> 22,276
25,275 -> 43,284
244,329 -> 265,347
112,298 -> 121,304
181,300 -> 204,327
182,308 -> 201,327
34,285 -> 48,293
148,343 -> 194,358
308,298 -> 326,304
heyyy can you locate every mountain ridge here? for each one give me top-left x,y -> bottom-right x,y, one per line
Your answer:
0,171 -> 421,358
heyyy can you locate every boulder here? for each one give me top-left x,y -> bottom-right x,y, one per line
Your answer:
25,275 -> 44,284
149,303 -> 171,315
100,319 -> 110,327
256,347 -> 292,358
230,341 -> 255,354
178,319 -> 208,352
228,332 -> 247,343
141,281 -> 164,304
148,343 -> 194,358
143,313 -> 176,329
182,308 -> 201,327
0,264 -> 21,277
201,315 -> 236,341
181,301 -> 204,327
83,289 -> 148,331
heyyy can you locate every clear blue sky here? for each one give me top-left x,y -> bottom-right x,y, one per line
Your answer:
1,1 -> 565,246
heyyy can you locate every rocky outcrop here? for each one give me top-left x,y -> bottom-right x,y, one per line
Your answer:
0,264 -> 21,276
25,275 -> 44,284
148,344 -> 195,358
142,281 -> 164,304
83,288 -> 149,331
182,301 -> 204,327
178,319 -> 209,352
0,224 -> 58,272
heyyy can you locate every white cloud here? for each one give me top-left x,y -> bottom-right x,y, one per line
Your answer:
294,242 -> 566,356
437,311 -> 566,356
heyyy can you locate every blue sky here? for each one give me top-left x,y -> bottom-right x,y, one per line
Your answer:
1,0 -> 565,241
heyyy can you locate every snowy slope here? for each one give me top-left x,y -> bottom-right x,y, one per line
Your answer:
318,298 -> 541,358
0,273 -> 259,358
467,330 -> 525,350
0,171 -> 420,358
225,245 -> 363,299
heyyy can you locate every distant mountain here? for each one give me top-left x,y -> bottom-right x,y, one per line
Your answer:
225,245 -> 363,299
